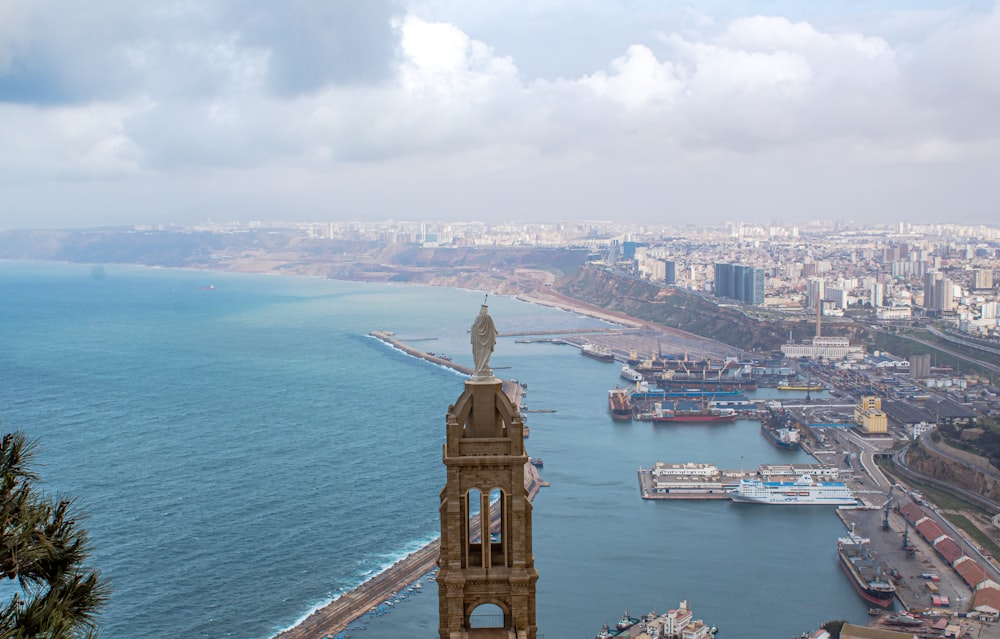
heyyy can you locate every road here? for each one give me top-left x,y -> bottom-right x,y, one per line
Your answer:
904,329 -> 1000,376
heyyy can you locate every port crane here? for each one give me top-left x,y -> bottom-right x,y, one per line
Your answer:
901,513 -> 916,558
882,485 -> 894,531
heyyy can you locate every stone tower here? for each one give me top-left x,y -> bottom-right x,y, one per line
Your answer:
438,307 -> 538,639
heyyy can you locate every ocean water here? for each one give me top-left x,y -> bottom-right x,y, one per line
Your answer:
0,261 -> 869,639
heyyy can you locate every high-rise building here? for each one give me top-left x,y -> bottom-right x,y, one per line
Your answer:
870,283 -> 884,308
826,287 -> 848,310
664,260 -> 676,285
807,278 -> 825,310
743,266 -> 765,305
923,271 -> 938,310
714,263 -> 764,304
714,263 -> 735,299
974,269 -> 995,290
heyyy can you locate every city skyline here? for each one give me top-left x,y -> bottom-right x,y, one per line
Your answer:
1,1 -> 999,230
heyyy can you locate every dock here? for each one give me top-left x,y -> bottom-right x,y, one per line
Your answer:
638,464 -> 754,500
273,333 -> 546,639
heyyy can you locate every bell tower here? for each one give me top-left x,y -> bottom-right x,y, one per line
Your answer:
438,305 -> 538,639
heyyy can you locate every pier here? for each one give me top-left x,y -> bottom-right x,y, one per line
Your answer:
273,333 -> 546,639
638,464 -> 753,500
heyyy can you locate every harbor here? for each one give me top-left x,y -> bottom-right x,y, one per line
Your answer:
345,318 -> 998,636
638,462 -> 846,501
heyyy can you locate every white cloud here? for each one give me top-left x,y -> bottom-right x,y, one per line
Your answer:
0,1 -> 998,227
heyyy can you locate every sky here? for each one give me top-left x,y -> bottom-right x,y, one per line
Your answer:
1,0 -> 998,230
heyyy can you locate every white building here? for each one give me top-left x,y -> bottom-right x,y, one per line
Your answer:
781,336 -> 864,360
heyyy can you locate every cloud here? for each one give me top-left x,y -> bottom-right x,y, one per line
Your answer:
0,1 -> 998,227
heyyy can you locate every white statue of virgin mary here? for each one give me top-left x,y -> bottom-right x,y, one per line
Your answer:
470,304 -> 497,379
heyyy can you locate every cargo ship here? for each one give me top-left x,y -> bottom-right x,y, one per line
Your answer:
658,378 -> 758,392
608,387 -> 633,421
760,407 -> 801,450
651,401 -> 739,424
777,383 -> 824,391
760,421 -> 801,449
837,528 -> 897,607
728,474 -> 856,505
582,343 -> 615,362
663,389 -> 742,398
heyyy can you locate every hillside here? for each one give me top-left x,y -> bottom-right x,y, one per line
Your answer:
555,264 -> 870,353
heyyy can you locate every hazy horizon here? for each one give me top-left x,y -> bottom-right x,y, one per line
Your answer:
2,1 -> 999,230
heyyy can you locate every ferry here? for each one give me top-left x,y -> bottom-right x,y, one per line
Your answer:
620,364 -> 643,383
728,474 -> 856,505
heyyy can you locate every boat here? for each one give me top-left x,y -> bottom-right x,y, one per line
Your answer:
582,343 -> 615,362
728,474 -> 856,505
620,364 -> 643,383
595,600 -> 715,639
626,347 -> 641,367
616,609 -> 636,632
530,458 -> 543,467
760,408 -> 801,450
650,401 -> 739,424
663,389 -> 742,398
608,387 -> 633,421
777,383 -> 824,391
837,527 -> 897,607
760,421 -> 801,449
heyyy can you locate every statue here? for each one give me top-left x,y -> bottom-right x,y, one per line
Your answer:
470,303 -> 497,380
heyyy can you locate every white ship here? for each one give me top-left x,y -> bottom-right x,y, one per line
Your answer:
728,474 -> 856,505
620,364 -> 643,383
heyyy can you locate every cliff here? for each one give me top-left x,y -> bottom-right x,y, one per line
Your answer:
906,440 -> 1000,504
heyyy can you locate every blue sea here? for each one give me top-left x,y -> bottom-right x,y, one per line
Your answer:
0,261 -> 870,639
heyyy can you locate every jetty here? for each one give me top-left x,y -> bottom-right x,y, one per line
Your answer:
273,333 -> 547,639
368,330 -> 526,404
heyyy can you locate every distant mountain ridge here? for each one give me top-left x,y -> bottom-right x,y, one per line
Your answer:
0,227 -> 590,295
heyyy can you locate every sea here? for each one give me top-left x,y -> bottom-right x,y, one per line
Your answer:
0,261 -> 871,639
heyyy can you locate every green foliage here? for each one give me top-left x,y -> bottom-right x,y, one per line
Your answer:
943,513 -> 1000,559
821,619 -> 848,639
1,431 -> 108,638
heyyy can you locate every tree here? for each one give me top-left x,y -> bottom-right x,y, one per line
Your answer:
821,619 -> 848,639
1,431 -> 108,638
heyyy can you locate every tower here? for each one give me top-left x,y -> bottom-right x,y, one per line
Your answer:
438,306 -> 538,639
